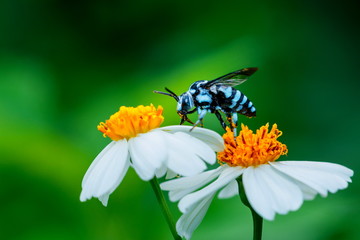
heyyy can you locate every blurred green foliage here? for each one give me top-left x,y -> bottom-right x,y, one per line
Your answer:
0,0 -> 359,239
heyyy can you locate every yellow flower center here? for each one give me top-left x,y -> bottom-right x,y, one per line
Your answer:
217,123 -> 288,167
97,104 -> 164,141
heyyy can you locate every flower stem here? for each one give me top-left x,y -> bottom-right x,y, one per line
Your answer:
250,207 -> 263,240
236,177 -> 263,240
150,177 -> 182,240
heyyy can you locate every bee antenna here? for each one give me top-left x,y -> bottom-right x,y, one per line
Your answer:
153,87 -> 179,101
164,88 -> 179,100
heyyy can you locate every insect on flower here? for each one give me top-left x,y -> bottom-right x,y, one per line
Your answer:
154,67 -> 258,135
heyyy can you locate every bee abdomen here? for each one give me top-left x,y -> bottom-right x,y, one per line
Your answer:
232,91 -> 256,117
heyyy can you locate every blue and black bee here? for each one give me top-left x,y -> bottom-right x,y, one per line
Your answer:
154,67 -> 258,135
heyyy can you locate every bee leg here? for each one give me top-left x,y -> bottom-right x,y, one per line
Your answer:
190,109 -> 207,131
231,112 -> 238,137
214,110 -> 227,131
226,113 -> 233,128
225,113 -> 238,137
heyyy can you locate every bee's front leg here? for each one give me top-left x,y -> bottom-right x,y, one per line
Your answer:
190,109 -> 207,131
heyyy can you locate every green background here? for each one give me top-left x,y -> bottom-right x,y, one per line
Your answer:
1,0 -> 359,239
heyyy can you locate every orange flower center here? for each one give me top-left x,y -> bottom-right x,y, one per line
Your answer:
97,104 -> 164,141
217,123 -> 288,167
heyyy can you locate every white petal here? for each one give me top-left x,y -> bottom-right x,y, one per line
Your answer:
274,161 -> 353,181
162,132 -> 207,176
155,164 -> 168,178
98,195 -> 109,206
270,161 -> 353,198
178,166 -> 243,213
159,125 -> 224,152
173,131 -> 216,164
160,167 -> 223,201
81,141 -> 115,188
269,163 -> 318,200
176,193 -> 215,240
128,130 -> 167,181
242,167 -> 274,220
80,140 -> 130,206
243,165 -> 303,221
218,180 -> 238,199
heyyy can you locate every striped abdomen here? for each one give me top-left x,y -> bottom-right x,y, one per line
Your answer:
212,85 -> 256,117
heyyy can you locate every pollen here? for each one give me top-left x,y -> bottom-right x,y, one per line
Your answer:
217,123 -> 288,167
97,104 -> 164,141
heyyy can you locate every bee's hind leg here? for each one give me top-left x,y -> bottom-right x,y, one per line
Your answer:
226,113 -> 238,137
231,112 -> 238,137
215,110 -> 227,131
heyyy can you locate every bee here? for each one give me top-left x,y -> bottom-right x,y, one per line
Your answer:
154,67 -> 258,135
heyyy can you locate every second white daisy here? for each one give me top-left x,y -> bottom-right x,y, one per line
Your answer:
161,124 -> 353,239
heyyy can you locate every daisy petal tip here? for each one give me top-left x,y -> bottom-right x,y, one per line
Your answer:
182,233 -> 191,240
100,201 -> 108,207
178,196 -> 194,213
79,189 -> 93,203
159,183 -> 166,190
79,194 -> 88,203
266,214 -> 275,221
168,195 -> 179,203
98,193 -> 109,205
257,209 -> 275,221
176,223 -> 191,240
178,202 -> 188,214
137,172 -> 155,181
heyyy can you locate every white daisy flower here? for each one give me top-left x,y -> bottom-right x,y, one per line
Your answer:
80,104 -> 224,206
161,124 -> 354,239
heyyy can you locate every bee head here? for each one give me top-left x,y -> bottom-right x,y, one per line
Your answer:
177,92 -> 194,113
153,88 -> 194,125
176,92 -> 195,125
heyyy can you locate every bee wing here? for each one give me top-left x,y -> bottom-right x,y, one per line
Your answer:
204,67 -> 258,88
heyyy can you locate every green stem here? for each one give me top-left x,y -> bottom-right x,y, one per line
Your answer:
150,177 -> 182,240
236,177 -> 263,240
